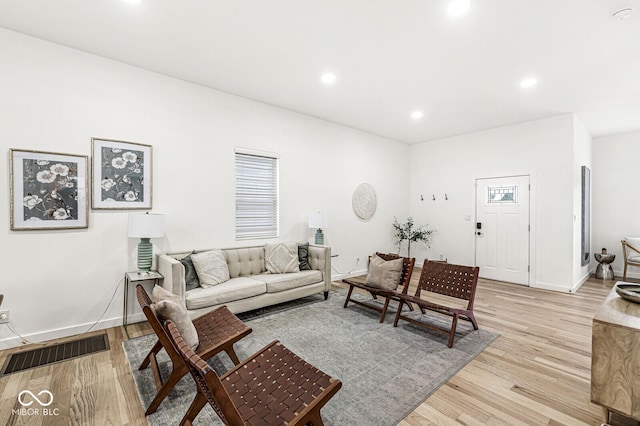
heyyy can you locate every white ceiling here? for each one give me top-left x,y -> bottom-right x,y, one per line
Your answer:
0,0 -> 639,144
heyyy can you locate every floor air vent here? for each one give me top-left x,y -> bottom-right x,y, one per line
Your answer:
1,333 -> 110,376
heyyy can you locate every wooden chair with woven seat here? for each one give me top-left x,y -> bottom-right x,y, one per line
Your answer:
135,284 -> 252,415
621,239 -> 640,281
393,260 -> 480,348
342,252 -> 415,322
164,320 -> 342,426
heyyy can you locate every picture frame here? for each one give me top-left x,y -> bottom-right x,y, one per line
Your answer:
91,138 -> 152,210
9,149 -> 88,231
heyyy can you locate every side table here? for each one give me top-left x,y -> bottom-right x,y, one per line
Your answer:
595,253 -> 615,280
124,271 -> 163,338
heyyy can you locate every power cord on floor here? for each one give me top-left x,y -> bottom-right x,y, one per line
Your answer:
5,321 -> 33,345
331,259 -> 364,276
85,276 -> 124,333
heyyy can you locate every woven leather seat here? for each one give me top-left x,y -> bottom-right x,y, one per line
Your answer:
393,260 -> 480,348
165,320 -> 342,426
136,284 -> 252,415
342,253 -> 415,322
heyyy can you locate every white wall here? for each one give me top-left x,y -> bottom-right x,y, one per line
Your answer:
572,116 -> 593,286
408,115 -> 579,292
592,131 -> 640,279
0,29 -> 409,348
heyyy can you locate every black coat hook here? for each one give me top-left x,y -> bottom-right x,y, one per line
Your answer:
445,194 -> 448,200
432,194 -> 436,201
420,194 -> 424,201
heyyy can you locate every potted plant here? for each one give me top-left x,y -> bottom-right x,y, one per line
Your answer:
392,217 -> 435,258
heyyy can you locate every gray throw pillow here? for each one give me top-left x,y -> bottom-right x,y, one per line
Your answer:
179,251 -> 200,291
298,243 -> 311,270
191,249 -> 230,288
265,242 -> 301,274
365,254 -> 403,291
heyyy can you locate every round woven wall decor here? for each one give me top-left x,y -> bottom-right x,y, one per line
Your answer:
352,183 -> 377,220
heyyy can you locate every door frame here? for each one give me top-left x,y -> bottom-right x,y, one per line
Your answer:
474,173 -> 534,286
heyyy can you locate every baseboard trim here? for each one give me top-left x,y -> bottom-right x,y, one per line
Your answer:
531,281 -> 574,293
0,313 -> 147,350
332,269 -> 367,282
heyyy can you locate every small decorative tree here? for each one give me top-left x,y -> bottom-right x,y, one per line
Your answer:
392,216 -> 435,258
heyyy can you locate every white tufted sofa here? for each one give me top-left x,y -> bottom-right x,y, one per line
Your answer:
157,244 -> 331,318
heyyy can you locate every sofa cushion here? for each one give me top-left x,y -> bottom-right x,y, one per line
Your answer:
224,247 -> 265,278
185,277 -> 267,310
254,270 -> 322,293
297,243 -> 312,270
179,251 -> 200,291
265,242 -> 300,274
191,249 -> 230,287
365,254 -> 403,291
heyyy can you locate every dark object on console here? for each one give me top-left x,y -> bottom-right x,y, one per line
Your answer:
342,252 -> 415,322
135,285 -> 252,415
394,260 -> 479,348
164,320 -> 342,425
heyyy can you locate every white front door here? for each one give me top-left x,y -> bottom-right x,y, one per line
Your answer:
475,176 -> 530,285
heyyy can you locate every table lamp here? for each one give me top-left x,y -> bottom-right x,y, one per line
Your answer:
128,212 -> 165,273
309,212 -> 329,245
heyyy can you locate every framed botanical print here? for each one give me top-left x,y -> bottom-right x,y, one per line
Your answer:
91,138 -> 152,209
9,149 -> 88,230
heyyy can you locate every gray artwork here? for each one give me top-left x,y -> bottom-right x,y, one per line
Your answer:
100,147 -> 144,202
22,159 -> 79,221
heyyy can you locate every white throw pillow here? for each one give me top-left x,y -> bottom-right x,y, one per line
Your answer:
265,242 -> 301,274
191,249 -> 230,288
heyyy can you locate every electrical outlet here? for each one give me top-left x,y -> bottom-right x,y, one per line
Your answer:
0,309 -> 9,324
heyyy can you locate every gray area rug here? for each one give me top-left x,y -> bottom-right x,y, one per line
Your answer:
123,289 -> 498,425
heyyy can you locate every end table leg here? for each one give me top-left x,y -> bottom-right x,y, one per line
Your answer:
123,276 -> 130,339
601,406 -> 610,426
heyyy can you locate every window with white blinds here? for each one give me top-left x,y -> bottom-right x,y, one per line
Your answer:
235,150 -> 279,240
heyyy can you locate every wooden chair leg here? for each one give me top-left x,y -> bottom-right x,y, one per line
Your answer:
180,391 -> 208,426
145,366 -> 188,415
343,285 -> 355,308
224,344 -> 241,365
139,340 -> 163,370
303,409 -> 325,426
379,296 -> 392,323
448,314 -> 459,348
393,301 -> 404,327
467,312 -> 478,330
624,263 -> 628,281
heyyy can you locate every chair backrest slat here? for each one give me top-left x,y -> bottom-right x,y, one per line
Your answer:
416,260 -> 479,308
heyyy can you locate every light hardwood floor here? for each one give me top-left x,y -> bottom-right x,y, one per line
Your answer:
0,275 -> 638,425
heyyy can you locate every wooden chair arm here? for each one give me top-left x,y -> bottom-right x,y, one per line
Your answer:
623,240 -> 640,255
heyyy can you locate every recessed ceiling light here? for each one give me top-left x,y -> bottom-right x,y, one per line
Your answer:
321,73 -> 336,85
411,111 -> 424,120
447,0 -> 470,17
520,78 -> 537,89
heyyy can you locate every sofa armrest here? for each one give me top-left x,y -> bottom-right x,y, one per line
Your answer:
157,254 -> 186,301
308,244 -> 331,291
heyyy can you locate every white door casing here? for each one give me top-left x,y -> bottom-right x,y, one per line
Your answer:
475,175 -> 530,285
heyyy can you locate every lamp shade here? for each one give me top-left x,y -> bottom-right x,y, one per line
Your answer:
128,213 -> 165,238
308,212 -> 329,229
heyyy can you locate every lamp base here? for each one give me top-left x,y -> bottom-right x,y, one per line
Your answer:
137,238 -> 153,272
315,229 -> 324,245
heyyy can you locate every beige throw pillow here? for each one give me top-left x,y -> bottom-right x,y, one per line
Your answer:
151,285 -> 199,350
154,300 -> 199,350
265,242 -> 300,274
191,249 -> 230,287
365,254 -> 403,291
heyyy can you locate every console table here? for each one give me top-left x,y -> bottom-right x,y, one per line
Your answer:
591,283 -> 640,424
